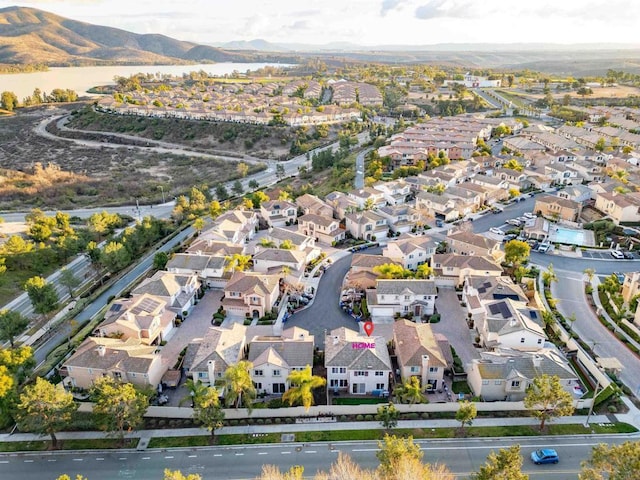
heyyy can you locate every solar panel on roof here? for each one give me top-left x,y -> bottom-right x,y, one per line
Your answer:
131,297 -> 161,314
488,303 -> 501,315
109,303 -> 122,312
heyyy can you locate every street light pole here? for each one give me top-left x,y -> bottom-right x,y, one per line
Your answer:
158,185 -> 165,204
584,376 -> 602,428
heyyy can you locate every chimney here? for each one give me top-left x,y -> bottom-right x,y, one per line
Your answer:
207,360 -> 216,382
532,356 -> 542,368
333,336 -> 339,345
97,345 -> 106,357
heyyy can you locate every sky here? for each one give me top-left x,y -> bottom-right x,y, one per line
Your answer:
3,0 -> 640,47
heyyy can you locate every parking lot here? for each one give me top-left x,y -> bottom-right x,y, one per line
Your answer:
582,250 -> 638,260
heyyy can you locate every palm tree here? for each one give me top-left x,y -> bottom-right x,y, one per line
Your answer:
542,263 -> 558,287
394,376 -> 426,405
224,254 -> 252,272
282,365 -> 326,411
583,268 -> 595,283
223,361 -> 256,412
180,379 -> 210,407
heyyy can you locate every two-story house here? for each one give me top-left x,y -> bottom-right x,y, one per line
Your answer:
247,327 -> 314,395
463,276 -> 528,320
345,211 -> 389,241
393,319 -> 450,391
131,271 -> 200,314
476,298 -> 547,351
447,230 -> 504,263
431,254 -> 503,287
415,191 -> 460,222
372,180 -> 412,205
222,272 -> 281,319
259,200 -> 297,228
166,254 -> 229,288
467,349 -> 579,401
295,193 -> 333,217
297,213 -> 346,245
348,188 -> 386,210
184,323 -> 247,385
325,327 -> 392,395
95,293 -> 176,345
367,279 -> 437,321
200,209 -> 258,244
63,337 -> 164,390
252,248 -> 306,278
534,194 -> 582,222
325,191 -> 359,219
376,205 -> 422,234
382,235 -> 437,270
594,191 -> 640,225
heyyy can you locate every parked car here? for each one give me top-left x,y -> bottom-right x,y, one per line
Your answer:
435,219 -> 444,228
623,251 -> 634,259
611,250 -> 625,259
531,448 -> 559,465
502,234 -> 517,242
506,219 -> 522,226
538,243 -> 551,253
489,227 -> 504,235
523,212 -> 536,219
491,208 -> 501,214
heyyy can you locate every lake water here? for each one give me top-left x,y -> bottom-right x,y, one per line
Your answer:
0,63 -> 288,100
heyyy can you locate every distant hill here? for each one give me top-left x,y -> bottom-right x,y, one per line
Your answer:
0,6 -> 256,65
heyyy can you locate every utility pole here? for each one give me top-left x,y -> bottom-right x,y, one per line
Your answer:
158,185 -> 165,204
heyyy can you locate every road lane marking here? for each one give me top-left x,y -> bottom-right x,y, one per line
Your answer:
73,459 -> 83,462
0,460 -> 9,463
164,456 -> 174,459
281,452 -> 291,455
305,451 -> 317,454
118,457 -> 127,460
213,454 -> 222,457
24,460 -> 34,463
142,457 -> 150,460
352,449 -> 377,452
188,455 -> 197,458
96,458 -> 104,461
258,452 -> 268,455
235,453 -> 244,456
47,459 -> 57,462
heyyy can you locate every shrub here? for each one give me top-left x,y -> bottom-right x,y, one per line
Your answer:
364,415 -> 374,421
356,414 -> 364,421
407,413 -> 419,420
274,418 -> 281,424
265,419 -> 272,425
608,405 -> 618,413
339,415 -> 347,422
421,412 -> 430,419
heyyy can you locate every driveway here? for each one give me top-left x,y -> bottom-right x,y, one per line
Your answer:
285,252 -> 358,349
432,287 -> 480,367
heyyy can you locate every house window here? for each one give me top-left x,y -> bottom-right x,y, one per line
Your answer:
404,295 -> 410,300
273,369 -> 281,377
511,380 -> 520,388
131,373 -> 136,378
482,380 -> 489,385
376,383 -> 385,390
375,371 -> 384,376
254,382 -> 262,390
403,306 -> 409,312
395,295 -> 399,300
254,369 -> 263,376
423,296 -> 428,300
340,379 -> 348,387
495,380 -> 502,385
332,367 -> 346,374
273,383 -> 286,394
330,379 -> 339,387
198,372 -> 207,379
410,366 -> 419,373
409,254 -> 414,259
113,371 -> 122,379
537,338 -> 543,344
354,371 -> 368,377
429,367 -> 438,373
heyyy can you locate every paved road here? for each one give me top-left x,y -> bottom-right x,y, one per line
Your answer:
32,226 -> 194,367
0,435 -> 631,480
285,252 -> 357,349
354,147 -> 371,190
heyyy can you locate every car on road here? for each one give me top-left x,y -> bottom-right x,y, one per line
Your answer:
491,208 -> 502,214
506,219 -> 522,226
531,448 -> 559,464
523,212 -> 536,219
611,250 -> 625,259
489,227 -> 504,235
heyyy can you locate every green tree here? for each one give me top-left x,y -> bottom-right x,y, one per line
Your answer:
279,239 -> 294,250
595,137 -> 607,152
153,251 -> 169,270
222,360 -> 256,411
209,200 -> 222,218
376,434 -> 423,479
282,365 -> 326,411
215,184 -> 229,201
248,179 -> 259,190
24,276 -> 59,318
15,377 -> 77,449
415,263 -> 433,279
376,403 -> 400,431
583,268 -> 595,282
503,158 -> 524,172
504,239 -> 531,268
394,376 -> 425,404
373,263 -> 411,279
59,268 -> 80,299
193,217 -> 205,234
101,241 -> 131,273
0,310 -> 29,348
1,91 -> 18,111
224,254 -> 252,272
188,187 -> 207,216
523,374 -> 574,430
192,387 -> 225,444
237,162 -> 249,178
472,445 -> 528,480
90,376 -> 149,444
542,263 -> 558,287
508,187 -> 520,199
251,190 -> 269,208
579,441 -> 640,480
232,180 -> 244,196
455,400 -> 477,434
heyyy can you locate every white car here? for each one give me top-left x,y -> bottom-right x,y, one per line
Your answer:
490,227 -> 504,235
611,250 -> 625,259
524,212 -> 536,219
506,219 -> 522,226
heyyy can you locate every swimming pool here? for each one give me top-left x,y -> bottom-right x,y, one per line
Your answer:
549,226 -> 595,247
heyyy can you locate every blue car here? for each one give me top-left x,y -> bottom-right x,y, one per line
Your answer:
531,448 -> 559,464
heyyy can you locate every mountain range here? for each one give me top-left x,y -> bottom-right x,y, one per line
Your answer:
1,6 -> 639,76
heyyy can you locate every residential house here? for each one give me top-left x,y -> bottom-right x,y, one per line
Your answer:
393,319 -> 450,391
295,194 -> 333,217
325,327 -> 392,395
444,186 -> 483,214
63,337 -> 164,389
492,168 -> 531,192
467,349 -> 579,401
200,210 -> 258,244
184,323 -> 247,385
367,279 -> 438,321
325,191 -> 359,219
260,200 -> 297,228
463,276 -> 528,320
345,211 -> 389,241
252,248 -> 306,278
297,213 -> 345,245
166,254 -> 229,288
96,294 -> 175,345
447,230 -> 504,263
376,205 -> 422,234
222,272 -> 281,319
534,194 -> 582,222
544,163 -> 580,185
557,185 -> 593,204
476,298 -> 546,351
266,227 -> 320,263
382,235 -> 437,270
132,271 -> 200,314
348,188 -> 386,209
415,191 -> 460,222
345,254 -> 400,290
431,254 -> 503,287
594,191 -> 640,225
187,239 -> 245,257
247,327 -> 315,395
372,180 -> 412,205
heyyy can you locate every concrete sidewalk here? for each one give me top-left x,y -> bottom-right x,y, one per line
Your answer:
0,413 -> 620,445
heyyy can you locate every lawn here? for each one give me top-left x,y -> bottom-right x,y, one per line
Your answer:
0,438 -> 137,452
